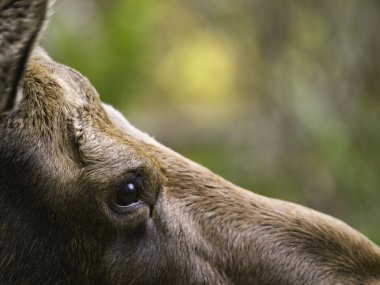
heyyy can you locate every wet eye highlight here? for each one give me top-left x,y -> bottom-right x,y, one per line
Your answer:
116,180 -> 139,207
107,168 -> 156,216
108,174 -> 149,215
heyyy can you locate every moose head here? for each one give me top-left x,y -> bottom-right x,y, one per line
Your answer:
1,1 -> 380,284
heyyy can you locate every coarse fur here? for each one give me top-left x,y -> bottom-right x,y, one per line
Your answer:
0,1 -> 380,284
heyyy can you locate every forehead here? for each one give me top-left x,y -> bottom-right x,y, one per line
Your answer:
102,103 -> 159,147
27,48 -> 99,109
27,47 -> 158,147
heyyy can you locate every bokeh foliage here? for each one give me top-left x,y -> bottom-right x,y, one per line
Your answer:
43,0 -> 380,243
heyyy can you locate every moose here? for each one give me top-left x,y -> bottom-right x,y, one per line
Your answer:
1,0 -> 380,284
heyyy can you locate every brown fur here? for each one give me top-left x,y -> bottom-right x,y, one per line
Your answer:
1,1 -> 380,284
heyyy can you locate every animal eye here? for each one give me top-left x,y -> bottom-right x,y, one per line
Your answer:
116,179 -> 139,207
108,173 -> 149,215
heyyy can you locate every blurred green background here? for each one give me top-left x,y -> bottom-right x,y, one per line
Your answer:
43,0 -> 380,243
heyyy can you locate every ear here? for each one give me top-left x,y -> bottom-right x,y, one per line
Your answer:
0,0 -> 50,112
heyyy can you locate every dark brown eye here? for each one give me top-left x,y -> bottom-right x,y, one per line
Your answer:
109,173 -> 150,215
116,180 -> 139,207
